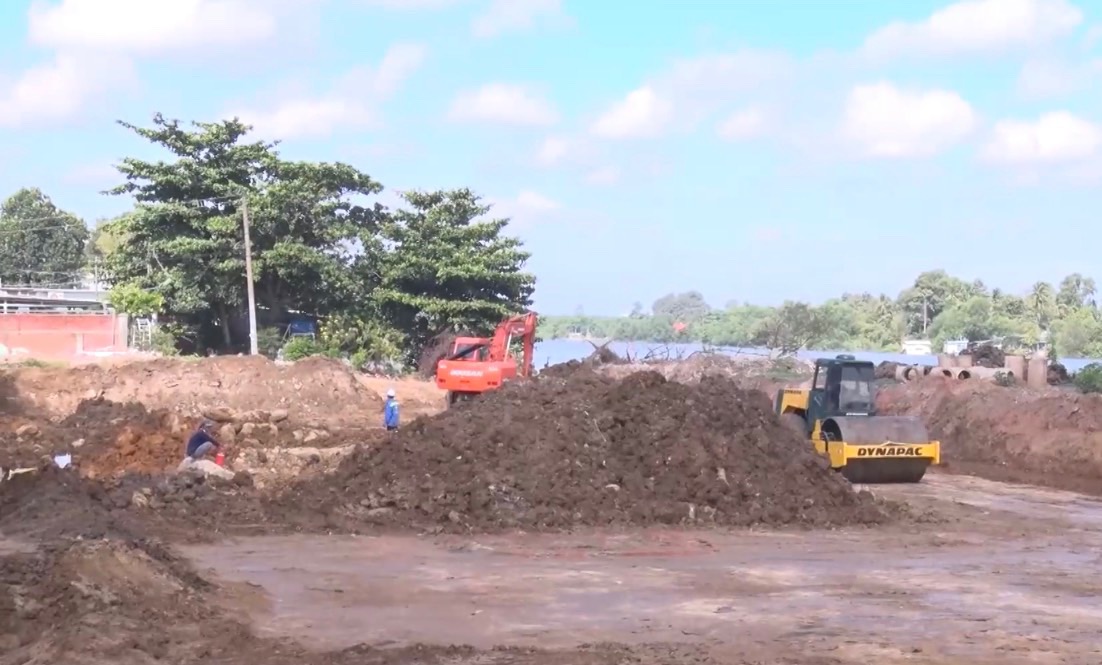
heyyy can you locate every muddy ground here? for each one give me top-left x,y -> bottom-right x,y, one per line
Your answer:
3,354 -> 1102,664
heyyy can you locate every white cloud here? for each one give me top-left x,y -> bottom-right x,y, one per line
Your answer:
535,135 -> 570,165
662,51 -> 791,97
863,0 -> 1083,58
27,0 -> 286,55
716,107 -> 768,141
232,43 -> 426,139
590,86 -> 673,140
447,84 -> 558,126
471,0 -> 568,38
362,0 -> 461,8
981,111 -> 1102,164
585,166 -> 620,186
239,99 -> 378,139
1016,57 -> 1102,98
0,53 -> 136,129
841,82 -> 978,158
490,189 -> 561,225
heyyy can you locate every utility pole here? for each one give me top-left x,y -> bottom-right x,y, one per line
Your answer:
242,199 -> 259,355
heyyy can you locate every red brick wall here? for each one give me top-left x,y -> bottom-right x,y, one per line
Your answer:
0,313 -> 129,362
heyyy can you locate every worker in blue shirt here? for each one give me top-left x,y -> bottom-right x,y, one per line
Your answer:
184,418 -> 222,463
383,388 -> 400,432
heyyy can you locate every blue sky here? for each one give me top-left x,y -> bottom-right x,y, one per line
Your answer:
1,0 -> 1101,315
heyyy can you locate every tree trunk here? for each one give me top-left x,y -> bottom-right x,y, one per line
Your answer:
219,305 -> 233,349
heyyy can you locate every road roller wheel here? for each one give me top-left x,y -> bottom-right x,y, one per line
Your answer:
840,459 -> 929,484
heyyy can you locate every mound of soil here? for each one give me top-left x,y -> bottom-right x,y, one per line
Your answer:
0,537 -> 277,664
8,355 -> 382,428
280,368 -> 887,533
877,381 -> 1102,495
0,465 -> 137,540
964,343 -> 1005,369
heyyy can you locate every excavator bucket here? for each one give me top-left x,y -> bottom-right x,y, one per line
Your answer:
820,416 -> 940,484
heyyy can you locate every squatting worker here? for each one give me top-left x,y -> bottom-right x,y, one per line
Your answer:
184,418 -> 222,463
384,388 -> 400,432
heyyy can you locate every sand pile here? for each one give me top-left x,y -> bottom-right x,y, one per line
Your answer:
282,367 -> 887,532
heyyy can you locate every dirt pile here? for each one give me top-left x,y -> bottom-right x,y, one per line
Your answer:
0,465 -> 137,540
878,381 -> 1102,495
964,343 -> 1005,368
7,355 -> 382,427
0,537 -> 280,664
595,353 -> 813,393
281,368 -> 888,533
0,463 -> 271,543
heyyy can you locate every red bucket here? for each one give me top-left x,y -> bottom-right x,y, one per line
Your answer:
214,452 -> 225,467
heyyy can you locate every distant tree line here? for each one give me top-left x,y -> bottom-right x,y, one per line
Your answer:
0,114 -> 536,366
541,270 -> 1102,359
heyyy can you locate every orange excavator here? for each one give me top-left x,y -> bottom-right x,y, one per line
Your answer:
435,312 -> 538,407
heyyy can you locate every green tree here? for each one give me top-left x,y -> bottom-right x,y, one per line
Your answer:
0,187 -> 89,286
651,291 -> 711,323
1057,273 -> 1097,314
752,301 -> 827,355
897,270 -> 972,336
368,188 -> 536,362
105,113 -> 382,350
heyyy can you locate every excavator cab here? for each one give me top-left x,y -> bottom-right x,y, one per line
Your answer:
776,354 -> 940,483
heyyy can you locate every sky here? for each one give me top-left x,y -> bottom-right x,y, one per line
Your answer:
1,0 -> 1101,315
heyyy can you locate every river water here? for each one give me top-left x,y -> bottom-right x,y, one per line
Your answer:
533,338 -> 1101,373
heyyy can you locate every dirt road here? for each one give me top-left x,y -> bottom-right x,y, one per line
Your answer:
182,473 -> 1102,665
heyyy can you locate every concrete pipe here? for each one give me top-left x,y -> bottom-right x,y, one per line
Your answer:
894,365 -> 921,381
952,368 -> 973,380
1026,357 -> 1048,389
937,354 -> 957,368
922,365 -> 935,376
966,366 -> 1014,382
957,354 -> 974,368
929,367 -> 954,378
1005,354 -> 1026,377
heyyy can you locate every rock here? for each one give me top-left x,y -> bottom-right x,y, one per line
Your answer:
447,510 -> 462,524
15,423 -> 39,437
71,438 -> 85,448
183,459 -> 236,481
242,437 -> 261,448
269,408 -> 290,423
303,430 -> 319,443
218,423 -> 237,445
234,409 -> 270,424
293,430 -> 305,443
261,423 -> 279,439
240,422 -> 257,437
204,406 -> 236,423
130,491 -> 149,508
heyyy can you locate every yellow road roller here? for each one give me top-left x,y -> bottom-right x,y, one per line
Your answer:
775,354 -> 940,483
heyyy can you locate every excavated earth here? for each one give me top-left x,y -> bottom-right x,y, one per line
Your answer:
878,377 -> 1102,496
278,368 -> 890,533
6,356 -> 1102,664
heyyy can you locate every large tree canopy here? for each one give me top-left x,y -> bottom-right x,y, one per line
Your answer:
368,188 -> 535,359
81,112 -> 535,360
104,114 -> 384,348
0,188 -> 89,286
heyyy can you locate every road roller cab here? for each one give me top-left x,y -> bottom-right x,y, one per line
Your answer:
775,354 -> 941,483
